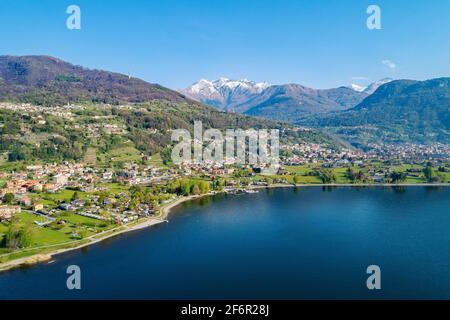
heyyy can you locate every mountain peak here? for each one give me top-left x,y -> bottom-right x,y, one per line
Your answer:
349,78 -> 394,94
181,77 -> 271,110
350,83 -> 367,92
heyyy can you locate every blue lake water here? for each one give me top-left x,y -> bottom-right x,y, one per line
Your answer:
0,186 -> 449,300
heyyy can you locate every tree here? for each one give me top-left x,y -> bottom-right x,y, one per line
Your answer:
3,193 -> 15,204
18,224 -> 34,248
346,167 -> 356,182
346,167 -> 367,183
191,184 -> 201,195
390,171 -> 407,183
8,147 -> 27,162
6,223 -> 20,249
128,198 -> 139,211
423,165 -> 434,182
71,191 -> 80,202
181,180 -> 191,196
212,178 -> 224,191
314,169 -> 336,184
293,175 -> 302,185
199,181 -> 210,194
6,223 -> 34,249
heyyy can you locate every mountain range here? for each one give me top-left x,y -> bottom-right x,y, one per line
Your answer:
181,78 -> 393,122
182,76 -> 450,144
0,55 -> 448,148
0,55 -> 338,165
299,78 -> 450,144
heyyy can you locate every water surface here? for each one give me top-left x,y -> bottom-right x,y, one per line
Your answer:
0,187 -> 449,299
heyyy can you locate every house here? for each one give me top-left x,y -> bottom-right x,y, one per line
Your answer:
372,174 -> 385,183
103,198 -> 117,206
43,183 -> 58,193
19,196 -> 32,207
71,200 -> 86,208
59,203 -> 72,211
22,180 -> 39,191
0,205 -> 21,221
33,203 -> 44,212
33,183 -> 43,192
277,167 -> 289,176
103,171 -> 114,181
53,174 -> 69,186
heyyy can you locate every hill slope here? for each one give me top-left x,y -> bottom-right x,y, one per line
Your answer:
0,55 -> 193,106
299,78 -> 450,144
0,56 -> 339,166
243,84 -> 367,121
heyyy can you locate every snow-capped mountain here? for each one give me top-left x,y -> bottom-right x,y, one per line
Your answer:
363,78 -> 394,94
349,83 -> 367,92
349,78 -> 394,94
180,77 -> 394,122
181,78 -> 270,110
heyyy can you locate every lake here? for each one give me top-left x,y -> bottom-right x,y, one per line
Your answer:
0,186 -> 449,299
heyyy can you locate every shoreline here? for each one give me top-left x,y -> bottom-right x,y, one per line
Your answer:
0,183 -> 449,272
0,193 -> 208,273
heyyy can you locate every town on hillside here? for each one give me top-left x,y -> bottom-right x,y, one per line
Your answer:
0,102 -> 449,266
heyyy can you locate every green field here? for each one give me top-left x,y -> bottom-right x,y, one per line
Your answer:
15,212 -> 73,246
34,189 -> 89,207
83,147 -> 97,165
96,182 -> 129,196
110,145 -> 141,161
282,164 -> 448,184
148,153 -> 166,168
0,210 -> 114,254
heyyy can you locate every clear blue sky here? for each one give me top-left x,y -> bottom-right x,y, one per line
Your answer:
0,0 -> 449,89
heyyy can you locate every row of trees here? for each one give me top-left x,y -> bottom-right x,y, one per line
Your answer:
167,179 -> 211,196
346,168 -> 369,183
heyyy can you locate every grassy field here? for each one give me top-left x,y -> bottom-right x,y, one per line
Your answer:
0,239 -> 91,265
0,160 -> 26,173
0,210 -> 115,255
148,153 -> 166,168
104,145 -> 142,164
83,147 -> 97,165
61,212 -> 106,226
96,182 -> 129,196
282,164 -> 449,184
15,212 -> 73,246
32,189 -> 89,207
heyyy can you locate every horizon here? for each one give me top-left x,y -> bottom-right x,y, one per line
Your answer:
0,0 -> 449,89
1,53 -> 448,91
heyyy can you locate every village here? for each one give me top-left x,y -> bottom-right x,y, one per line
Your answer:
0,141 -> 448,227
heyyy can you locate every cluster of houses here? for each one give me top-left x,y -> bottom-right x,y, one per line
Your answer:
282,143 -> 367,166
0,102 -> 81,120
0,205 -> 21,221
1,169 -> 72,196
84,123 -> 128,138
0,160 -> 167,223
367,143 -> 450,162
